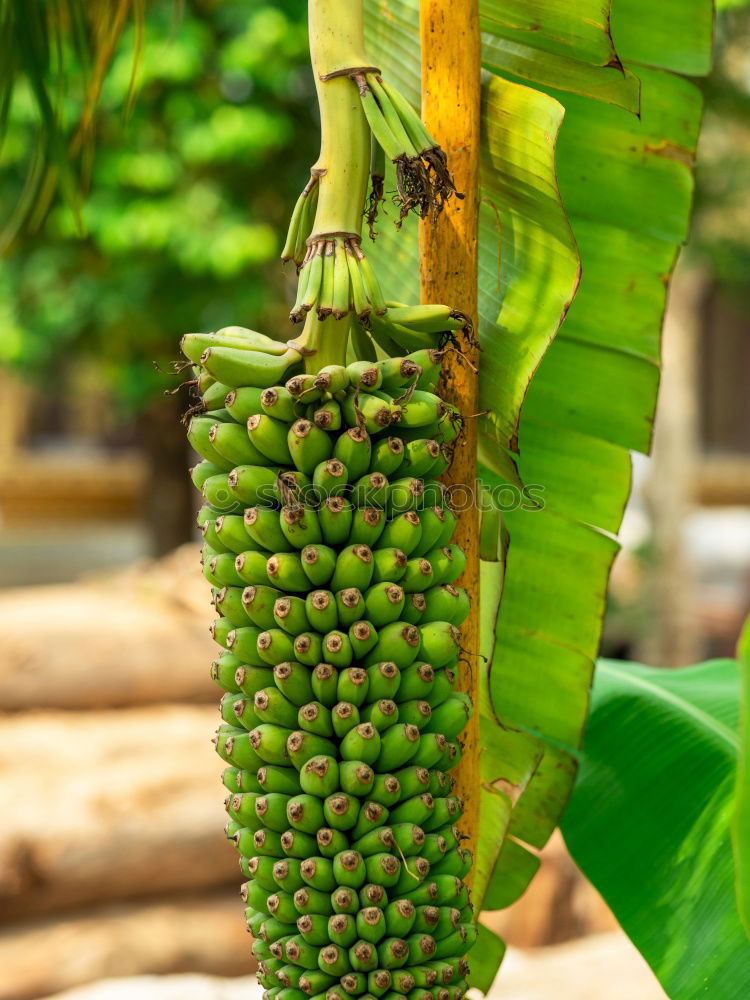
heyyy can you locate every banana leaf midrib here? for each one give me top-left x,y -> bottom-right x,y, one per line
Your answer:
598,661 -> 741,751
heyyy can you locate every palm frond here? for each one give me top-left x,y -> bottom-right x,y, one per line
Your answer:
0,0 -> 144,250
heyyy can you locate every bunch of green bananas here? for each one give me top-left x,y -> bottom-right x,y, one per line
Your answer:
185,326 -> 476,1000
289,236 -> 386,324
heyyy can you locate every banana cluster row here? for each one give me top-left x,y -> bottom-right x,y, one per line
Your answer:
290,237 -> 385,324
184,331 -> 474,1000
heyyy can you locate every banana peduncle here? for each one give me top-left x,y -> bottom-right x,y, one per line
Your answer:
308,0 -> 370,241
297,0 -> 372,371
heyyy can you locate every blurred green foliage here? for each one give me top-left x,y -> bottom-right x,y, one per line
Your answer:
0,0 -> 317,414
692,9 -> 750,289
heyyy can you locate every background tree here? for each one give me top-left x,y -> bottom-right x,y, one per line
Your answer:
0,0 -> 317,550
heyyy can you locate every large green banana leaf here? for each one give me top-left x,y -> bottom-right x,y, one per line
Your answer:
480,0 -> 641,110
364,0 -> 714,988
736,623 -> 750,936
562,657 -> 750,997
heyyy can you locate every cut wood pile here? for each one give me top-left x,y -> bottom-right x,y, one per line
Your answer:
0,545 -> 614,1000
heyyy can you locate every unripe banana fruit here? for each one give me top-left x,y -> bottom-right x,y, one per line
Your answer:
185,324 -> 474,996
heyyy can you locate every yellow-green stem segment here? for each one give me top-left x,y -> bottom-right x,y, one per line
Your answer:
295,0 -> 372,370
293,311 -> 352,371
308,0 -> 371,238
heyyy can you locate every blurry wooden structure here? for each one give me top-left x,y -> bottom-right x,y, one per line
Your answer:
0,370 -> 192,557
0,452 -> 145,525
0,373 -> 145,525
618,267 -> 750,666
0,547 -> 616,1000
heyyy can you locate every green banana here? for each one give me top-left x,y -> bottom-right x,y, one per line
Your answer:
361,698 -> 399,732
346,360 -> 382,391
337,667 -> 370,707
298,700 -> 334,739
375,724 -> 421,772
330,544 -> 374,593
311,663 -> 338,707
301,544 -> 337,587
320,828 -> 350,861
299,755 -> 339,798
274,595 -> 311,634
297,912 -> 331,946
245,508 -> 294,553
304,589 -> 338,633
286,729 -> 338,770
181,327 -> 292,363
201,345 -> 300,389
332,701 -> 361,739
262,385 -> 299,422
333,426 -> 371,480
257,765 -> 303,796
365,661 -> 401,702
359,884 -> 388,911
336,588 -> 366,628
248,413 -> 294,465
351,800 -> 391,840
280,506 -> 323,550
324,792 -> 361,832
255,687 -> 300,729
312,458 -> 348,499
340,722 -> 381,765
224,386 -> 264,422
403,586 -> 432,622
348,504 -> 386,546
319,496 -> 354,547
210,421 -> 268,467
273,661 -> 314,707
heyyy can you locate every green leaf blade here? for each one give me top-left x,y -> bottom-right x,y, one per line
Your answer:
735,622 -> 750,938
482,35 -> 641,111
479,72 -> 581,459
563,658 -> 750,998
481,0 -> 618,66
611,0 -> 714,75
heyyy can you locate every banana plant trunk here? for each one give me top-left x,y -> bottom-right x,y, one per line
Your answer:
420,0 -> 482,876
